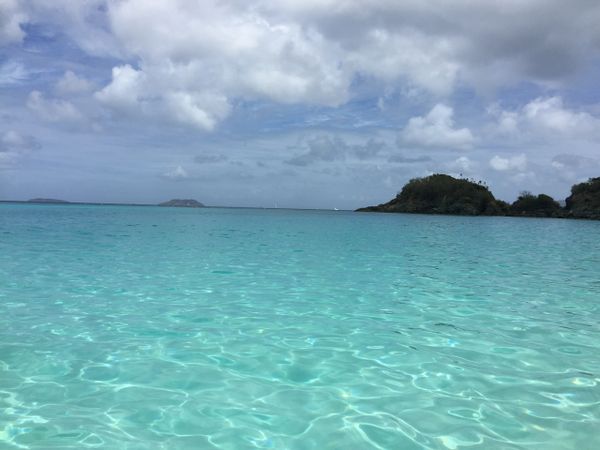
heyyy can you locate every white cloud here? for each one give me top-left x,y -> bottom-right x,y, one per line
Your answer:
0,0 -> 26,46
5,1 -> 600,131
161,165 -> 189,180
27,91 -> 84,123
401,104 -> 474,150
94,65 -> 145,112
490,154 -> 527,172
95,65 -> 231,131
164,92 -> 230,131
55,71 -> 94,95
449,156 -> 476,173
489,97 -> 600,139
346,28 -> 459,95
523,97 -> 597,135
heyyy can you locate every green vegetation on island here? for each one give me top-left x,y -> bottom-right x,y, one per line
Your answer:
357,174 -> 600,220
158,199 -> 205,208
565,177 -> 600,220
509,192 -> 562,218
357,174 -> 503,215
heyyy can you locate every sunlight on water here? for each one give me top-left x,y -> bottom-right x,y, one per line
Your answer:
1,204 -> 599,449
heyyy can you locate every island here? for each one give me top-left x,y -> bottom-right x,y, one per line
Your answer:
565,177 -> 600,220
27,198 -> 70,204
158,199 -> 205,208
356,174 -> 505,215
357,174 -> 600,220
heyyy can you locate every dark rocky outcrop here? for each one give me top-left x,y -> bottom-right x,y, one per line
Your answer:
158,199 -> 205,208
565,177 -> 600,219
357,174 -> 505,216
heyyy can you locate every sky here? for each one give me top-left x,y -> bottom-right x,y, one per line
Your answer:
1,0 -> 600,209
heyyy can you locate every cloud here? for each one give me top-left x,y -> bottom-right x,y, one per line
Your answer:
95,65 -> 231,130
551,153 -> 599,170
0,60 -> 29,86
27,91 -> 84,123
194,154 -> 228,164
388,154 -> 431,164
5,1 -> 600,131
55,71 -> 94,95
164,91 -> 230,131
550,153 -> 600,183
490,154 -> 527,172
11,1 -> 120,57
489,97 -> 600,139
286,135 -> 345,166
522,97 -> 597,135
0,130 -> 40,168
94,65 -> 145,112
161,165 -> 189,181
4,0 -> 600,208
400,104 -> 474,150
449,156 -> 476,173
286,135 -> 384,166
0,0 -> 26,46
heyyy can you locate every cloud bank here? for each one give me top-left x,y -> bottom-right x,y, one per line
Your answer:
2,0 -> 600,207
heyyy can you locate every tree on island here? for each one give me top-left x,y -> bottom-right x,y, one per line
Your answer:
509,192 -> 562,218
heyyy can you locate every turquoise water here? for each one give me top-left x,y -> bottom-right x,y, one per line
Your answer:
1,204 -> 599,449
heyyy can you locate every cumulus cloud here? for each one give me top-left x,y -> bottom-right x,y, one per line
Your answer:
5,1 -> 600,131
94,65 -> 145,112
94,65 -> 231,130
449,156 -> 476,173
490,154 -> 527,172
161,165 -> 189,181
27,91 -> 84,123
400,104 -> 474,150
489,97 -> 600,139
0,0 -> 26,45
4,0 -> 600,206
55,71 -> 94,95
522,97 -> 598,135
164,92 -> 230,131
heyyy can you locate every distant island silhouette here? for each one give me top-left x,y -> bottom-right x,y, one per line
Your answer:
357,174 -> 600,220
158,199 -> 205,208
27,198 -> 70,204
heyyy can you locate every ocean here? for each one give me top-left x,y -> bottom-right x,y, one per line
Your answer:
1,204 -> 599,449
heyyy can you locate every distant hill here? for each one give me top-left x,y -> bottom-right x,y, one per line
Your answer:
27,198 -> 70,204
565,177 -> 600,219
357,174 -> 505,215
158,199 -> 205,208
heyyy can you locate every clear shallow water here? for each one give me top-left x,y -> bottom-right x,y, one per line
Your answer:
0,204 -> 599,450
